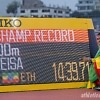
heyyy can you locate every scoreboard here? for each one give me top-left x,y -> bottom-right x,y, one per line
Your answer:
0,18 -> 98,92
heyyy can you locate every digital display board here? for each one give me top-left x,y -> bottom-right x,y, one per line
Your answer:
0,18 -> 96,92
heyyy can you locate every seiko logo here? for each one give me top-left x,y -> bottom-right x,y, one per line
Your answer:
0,19 -> 21,27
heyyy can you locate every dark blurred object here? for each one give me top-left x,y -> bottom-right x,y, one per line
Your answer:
88,30 -> 99,58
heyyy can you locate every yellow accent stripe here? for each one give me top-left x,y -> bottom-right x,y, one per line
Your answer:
0,17 -> 94,29
0,82 -> 87,92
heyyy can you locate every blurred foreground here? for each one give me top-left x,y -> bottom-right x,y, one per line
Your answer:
0,88 -> 100,100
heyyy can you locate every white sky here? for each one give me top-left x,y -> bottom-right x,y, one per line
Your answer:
0,0 -> 78,16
